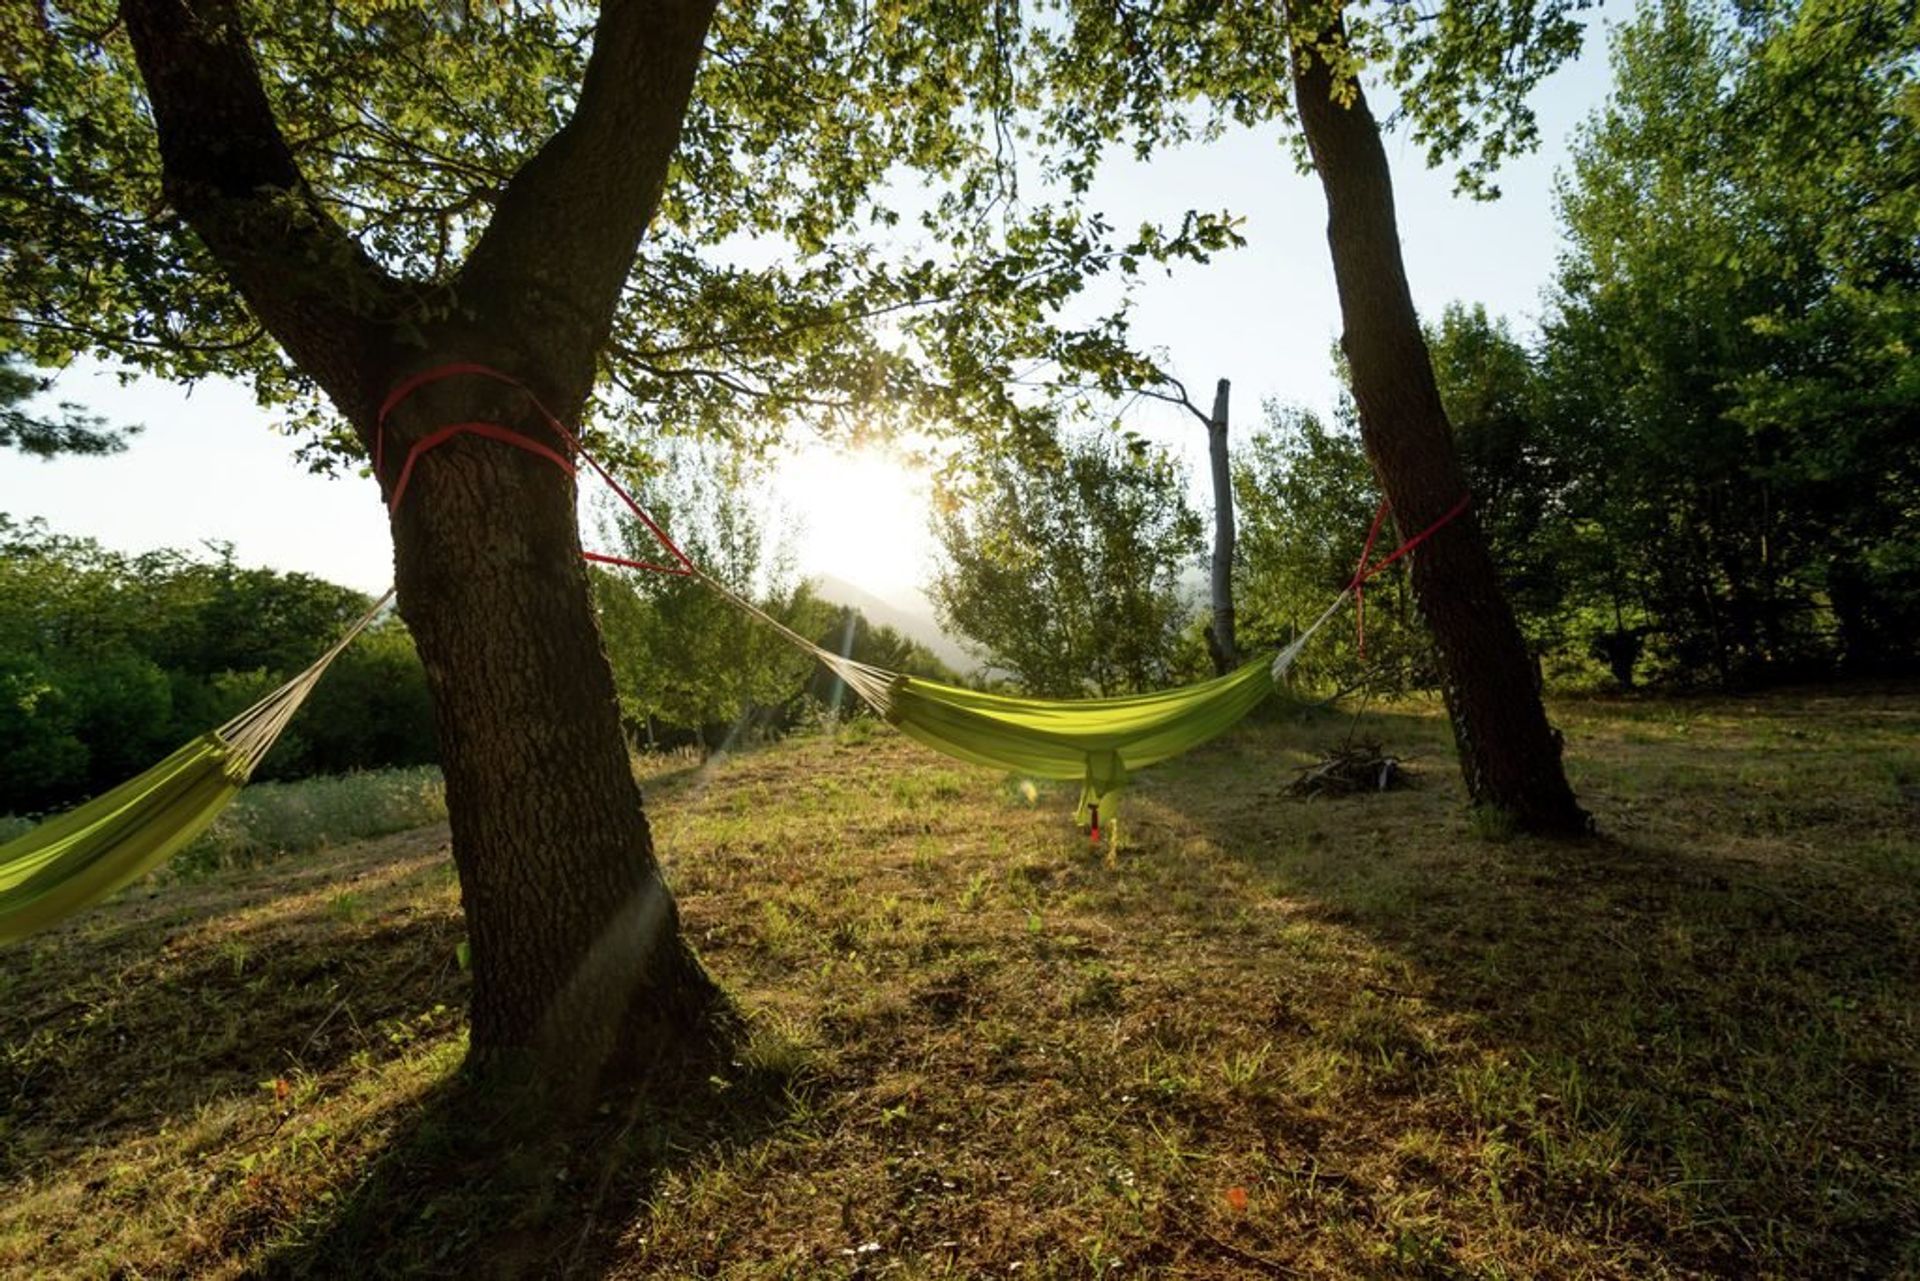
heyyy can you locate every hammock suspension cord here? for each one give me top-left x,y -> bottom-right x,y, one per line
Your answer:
376,362 -> 1471,724
217,589 -> 397,774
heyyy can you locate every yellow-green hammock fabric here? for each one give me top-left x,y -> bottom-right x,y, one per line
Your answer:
887,655 -> 1279,831
0,593 -> 391,944
0,735 -> 245,945
709,573 -> 1351,838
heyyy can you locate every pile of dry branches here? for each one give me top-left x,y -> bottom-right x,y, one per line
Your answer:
1286,740 -> 1416,799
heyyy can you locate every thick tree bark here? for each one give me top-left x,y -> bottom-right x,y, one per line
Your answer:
1204,377 -> 1239,675
122,0 -> 732,1095
383,369 -> 726,1092
1288,29 -> 1589,834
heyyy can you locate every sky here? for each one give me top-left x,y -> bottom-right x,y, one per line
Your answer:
0,21 -> 1615,605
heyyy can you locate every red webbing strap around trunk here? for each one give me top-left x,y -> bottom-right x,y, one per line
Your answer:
1349,500 -> 1394,661
376,363 -> 697,577
383,421 -> 575,516
1348,493 -> 1473,659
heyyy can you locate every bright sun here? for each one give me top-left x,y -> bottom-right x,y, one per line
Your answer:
774,442 -> 935,601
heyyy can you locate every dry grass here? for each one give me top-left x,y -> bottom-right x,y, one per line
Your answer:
1,689 -> 1916,1278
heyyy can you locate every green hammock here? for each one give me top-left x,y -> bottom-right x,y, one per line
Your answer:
0,735 -> 245,945
886,656 -> 1279,832
0,593 -> 391,944
721,578 -> 1348,839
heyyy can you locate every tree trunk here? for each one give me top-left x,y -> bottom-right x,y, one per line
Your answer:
120,0 -> 731,1099
1204,377 -> 1239,675
1289,31 -> 1588,835
383,367 -> 727,1097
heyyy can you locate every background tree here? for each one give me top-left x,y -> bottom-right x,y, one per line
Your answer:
1235,308 -> 1601,693
1132,374 -> 1242,675
931,430 -> 1202,696
591,444 -> 815,748
1235,404 -> 1428,691
1027,0 -> 1593,832
1426,304 -> 1571,653
1543,0 -> 1920,682
1238,0 -> 1920,696
0,518 -> 432,813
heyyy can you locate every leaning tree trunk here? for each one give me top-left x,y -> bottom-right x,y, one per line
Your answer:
382,366 -> 726,1096
1204,377 -> 1239,675
1289,30 -> 1588,834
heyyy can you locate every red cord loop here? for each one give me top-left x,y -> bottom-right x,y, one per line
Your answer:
1348,493 -> 1472,660
375,363 -> 696,576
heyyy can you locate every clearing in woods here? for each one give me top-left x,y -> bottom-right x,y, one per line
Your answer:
1,689 -> 1915,1278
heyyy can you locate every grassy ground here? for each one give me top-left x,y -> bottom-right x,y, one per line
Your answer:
1,689 -> 1915,1278
174,765 -> 448,877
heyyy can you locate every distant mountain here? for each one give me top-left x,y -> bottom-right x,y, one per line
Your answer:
809,574 -> 976,673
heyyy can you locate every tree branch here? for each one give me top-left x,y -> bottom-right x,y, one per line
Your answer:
456,0 -> 721,409
117,0 -> 403,424
606,341 -> 865,413
2,313 -> 268,356
1131,375 -> 1214,428
622,252 -> 1129,364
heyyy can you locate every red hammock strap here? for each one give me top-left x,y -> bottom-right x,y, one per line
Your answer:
581,549 -> 703,577
376,363 -> 697,576
1351,499 -> 1395,587
1347,492 -> 1473,660
383,422 -> 576,515
1355,492 -> 1473,584
1349,500 -> 1395,661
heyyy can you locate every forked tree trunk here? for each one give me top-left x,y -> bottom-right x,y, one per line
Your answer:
1289,31 -> 1589,834
1204,378 -> 1239,675
120,0 -> 731,1097
382,368 -> 726,1095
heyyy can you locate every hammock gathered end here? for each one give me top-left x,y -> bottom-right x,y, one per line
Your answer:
0,591 -> 393,944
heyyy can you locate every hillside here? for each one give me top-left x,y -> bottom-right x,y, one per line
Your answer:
811,574 -> 976,673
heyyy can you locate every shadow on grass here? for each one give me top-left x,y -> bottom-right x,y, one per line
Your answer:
1,821 -> 800,1279
1143,712 -> 1920,1276
257,1043 -> 799,1279
0,839 -> 464,1181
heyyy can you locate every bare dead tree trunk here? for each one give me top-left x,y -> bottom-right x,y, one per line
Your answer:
1288,24 -> 1588,835
1204,378 -> 1239,675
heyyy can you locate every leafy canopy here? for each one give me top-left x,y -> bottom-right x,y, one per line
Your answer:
1,0 -> 1241,468
590,442 -> 818,739
0,518 -> 432,811
1545,0 -> 1920,677
1025,0 -> 1596,199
